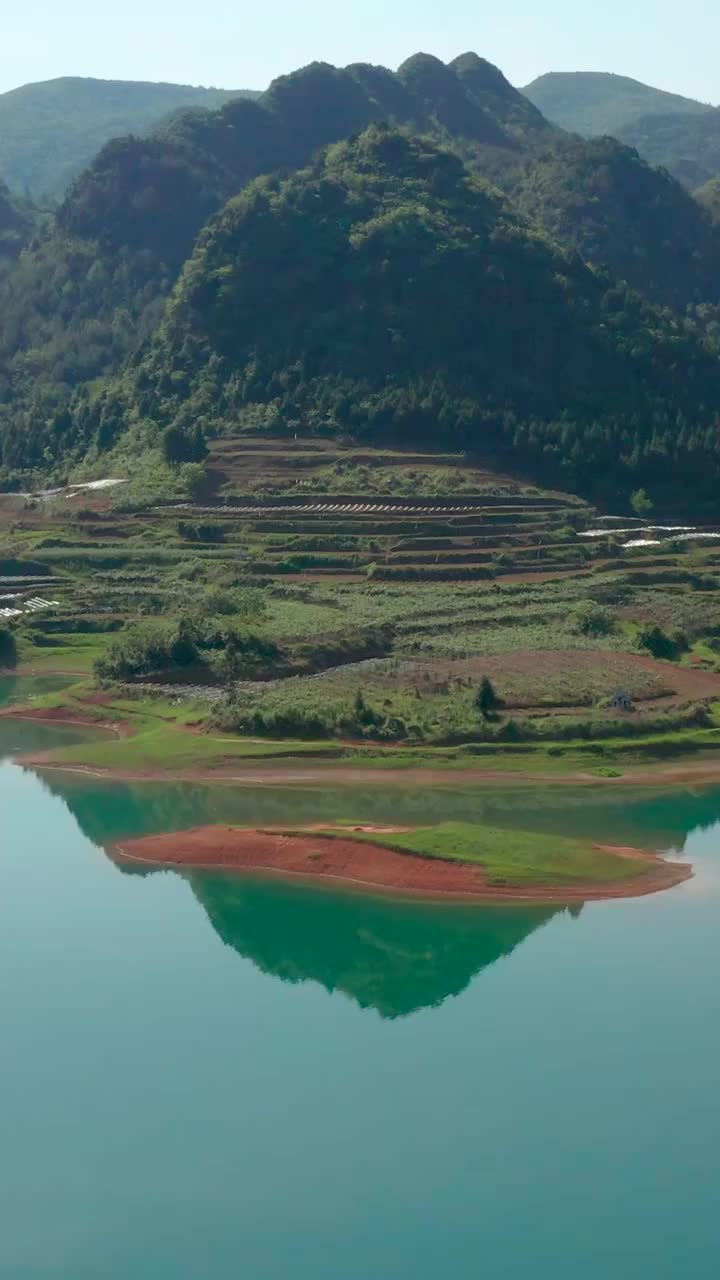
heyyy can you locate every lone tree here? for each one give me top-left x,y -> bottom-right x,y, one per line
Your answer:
475,676 -> 499,718
630,488 -> 654,518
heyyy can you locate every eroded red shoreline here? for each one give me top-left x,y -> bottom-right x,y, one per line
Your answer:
112,826 -> 692,903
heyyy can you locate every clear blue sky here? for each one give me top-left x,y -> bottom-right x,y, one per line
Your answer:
4,0 -> 719,101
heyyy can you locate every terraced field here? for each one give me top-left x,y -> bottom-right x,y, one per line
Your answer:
3,435 -> 720,758
142,435 -> 592,584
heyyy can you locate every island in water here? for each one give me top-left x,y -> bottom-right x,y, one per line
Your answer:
111,820 -> 691,904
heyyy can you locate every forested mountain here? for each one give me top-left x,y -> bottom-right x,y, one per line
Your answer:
2,54 -> 720,498
49,55 -> 554,271
522,72 -> 720,189
510,136 -> 720,310
0,77 -> 258,197
59,51 -> 554,252
522,72 -> 712,139
0,53 -> 560,477
616,109 -> 720,189
0,180 -> 35,258
101,128 -> 720,501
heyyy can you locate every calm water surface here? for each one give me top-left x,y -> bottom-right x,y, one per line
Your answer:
2,719 -> 720,1277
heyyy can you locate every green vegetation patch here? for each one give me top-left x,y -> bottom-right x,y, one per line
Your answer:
302,821 -> 654,887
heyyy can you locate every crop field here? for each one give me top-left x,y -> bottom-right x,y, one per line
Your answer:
282,651 -> 682,707
3,436 -> 720,760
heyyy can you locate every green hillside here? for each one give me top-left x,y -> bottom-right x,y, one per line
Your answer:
51,55 -> 552,270
617,109 -> 720,189
695,177 -> 720,224
511,135 -> 720,310
0,53 -> 560,479
0,180 -> 35,257
522,71 -> 712,138
0,77 -> 258,196
104,127 -> 720,501
2,54 -> 720,493
522,72 -> 720,188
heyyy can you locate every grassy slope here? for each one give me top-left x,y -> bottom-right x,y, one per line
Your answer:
304,821 -> 654,886
17,633 -> 109,674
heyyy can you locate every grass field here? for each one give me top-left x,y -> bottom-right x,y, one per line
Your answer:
13,676 -> 720,777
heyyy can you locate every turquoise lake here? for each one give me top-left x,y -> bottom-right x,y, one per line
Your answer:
2,716 -> 720,1277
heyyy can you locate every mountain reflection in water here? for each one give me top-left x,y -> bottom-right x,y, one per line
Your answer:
17,758 -> 720,1017
33,764 -> 720,856
189,872 -> 564,1019
110,852 -> 564,1017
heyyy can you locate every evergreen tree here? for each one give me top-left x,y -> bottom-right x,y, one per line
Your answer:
475,676 -> 499,718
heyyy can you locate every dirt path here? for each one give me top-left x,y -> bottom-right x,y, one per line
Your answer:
111,825 -> 691,903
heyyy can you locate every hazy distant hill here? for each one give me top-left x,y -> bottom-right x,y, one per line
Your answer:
522,71 -> 712,138
616,108 -> 720,189
0,77 -> 259,196
522,71 -> 720,187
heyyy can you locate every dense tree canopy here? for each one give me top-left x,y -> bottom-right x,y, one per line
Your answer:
0,180 -> 35,258
511,136 -> 720,310
2,53 -> 720,500
108,127 -> 720,500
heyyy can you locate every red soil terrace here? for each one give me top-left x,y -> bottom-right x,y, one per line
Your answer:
112,825 -> 691,903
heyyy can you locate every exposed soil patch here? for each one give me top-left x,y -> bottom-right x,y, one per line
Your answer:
112,825 -> 691,903
335,650 -> 720,715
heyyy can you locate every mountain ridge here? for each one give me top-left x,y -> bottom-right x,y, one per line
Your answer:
522,71 -> 713,137
0,76 -> 260,196
99,126 -> 720,501
2,53 -> 720,499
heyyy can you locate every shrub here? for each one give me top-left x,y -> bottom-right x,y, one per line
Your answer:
572,601 -> 616,637
95,619 -> 200,680
211,630 -> 283,682
177,520 -> 225,543
637,623 -> 687,660
0,625 -> 18,667
201,586 -> 266,619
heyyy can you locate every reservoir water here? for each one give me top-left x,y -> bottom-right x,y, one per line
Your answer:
2,717 -> 720,1277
